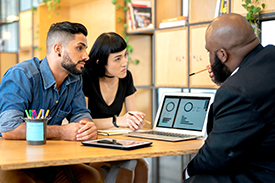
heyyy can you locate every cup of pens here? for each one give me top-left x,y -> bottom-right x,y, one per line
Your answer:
22,109 -> 50,145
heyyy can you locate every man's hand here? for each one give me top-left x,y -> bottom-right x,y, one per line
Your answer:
76,118 -> 98,141
207,65 -> 222,86
57,118 -> 97,141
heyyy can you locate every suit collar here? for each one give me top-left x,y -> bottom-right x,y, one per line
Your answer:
239,44 -> 263,69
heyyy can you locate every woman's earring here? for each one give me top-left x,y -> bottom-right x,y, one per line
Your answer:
58,53 -> 61,57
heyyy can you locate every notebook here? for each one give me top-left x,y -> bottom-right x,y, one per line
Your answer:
125,92 -> 214,142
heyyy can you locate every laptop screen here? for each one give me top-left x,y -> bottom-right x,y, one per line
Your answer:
156,95 -> 211,132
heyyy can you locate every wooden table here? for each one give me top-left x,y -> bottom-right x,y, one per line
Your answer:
0,135 -> 204,170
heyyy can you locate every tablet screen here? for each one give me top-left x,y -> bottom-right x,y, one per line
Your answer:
81,138 -> 152,150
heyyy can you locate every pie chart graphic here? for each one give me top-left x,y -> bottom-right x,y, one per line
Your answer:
165,102 -> 175,112
184,102 -> 193,112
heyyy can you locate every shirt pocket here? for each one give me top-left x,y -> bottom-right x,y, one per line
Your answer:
51,107 -> 71,125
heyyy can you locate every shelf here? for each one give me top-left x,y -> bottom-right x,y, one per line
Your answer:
127,28 -> 154,35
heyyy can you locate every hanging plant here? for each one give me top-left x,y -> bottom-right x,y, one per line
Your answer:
242,0 -> 265,37
31,0 -> 62,51
112,0 -> 140,65
32,0 -> 61,18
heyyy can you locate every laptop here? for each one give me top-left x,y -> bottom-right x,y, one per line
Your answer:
126,92 -> 214,142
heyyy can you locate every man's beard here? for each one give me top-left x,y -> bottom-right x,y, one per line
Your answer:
211,52 -> 232,85
61,51 -> 85,75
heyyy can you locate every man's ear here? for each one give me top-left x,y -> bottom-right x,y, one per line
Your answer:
96,60 -> 99,64
53,43 -> 62,57
217,48 -> 228,63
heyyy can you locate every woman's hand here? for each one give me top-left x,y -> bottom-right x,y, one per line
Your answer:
120,111 -> 145,131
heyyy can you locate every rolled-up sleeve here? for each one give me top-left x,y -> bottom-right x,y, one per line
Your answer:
67,77 -> 92,123
0,68 -> 32,132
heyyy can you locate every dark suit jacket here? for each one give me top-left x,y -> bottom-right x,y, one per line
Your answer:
186,44 -> 275,183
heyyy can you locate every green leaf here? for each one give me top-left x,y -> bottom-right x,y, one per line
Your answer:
123,6 -> 127,11
116,4 -> 121,10
253,7 -> 258,14
123,23 -> 127,28
112,0 -> 117,5
47,3 -> 51,11
124,0 -> 132,3
262,3 -> 265,9
56,0 -> 61,3
31,7 -> 37,11
135,59 -> 140,65
246,13 -> 250,20
245,0 -> 251,4
125,35 -> 129,43
117,17 -> 122,22
127,45 -> 133,53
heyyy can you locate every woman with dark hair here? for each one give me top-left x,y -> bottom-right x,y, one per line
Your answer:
82,32 -> 149,183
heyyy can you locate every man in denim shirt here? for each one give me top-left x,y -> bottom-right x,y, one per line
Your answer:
0,22 -> 103,183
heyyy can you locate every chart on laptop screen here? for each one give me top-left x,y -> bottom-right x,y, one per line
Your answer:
157,96 -> 210,131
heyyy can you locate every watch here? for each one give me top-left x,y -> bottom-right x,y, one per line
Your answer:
112,115 -> 119,128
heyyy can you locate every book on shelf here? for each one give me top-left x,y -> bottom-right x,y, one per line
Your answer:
128,1 -> 153,31
159,16 -> 187,29
215,0 -> 228,18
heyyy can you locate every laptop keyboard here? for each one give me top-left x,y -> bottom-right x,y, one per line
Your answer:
139,131 -> 196,138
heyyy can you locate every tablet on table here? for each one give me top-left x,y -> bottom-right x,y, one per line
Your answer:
81,138 -> 152,150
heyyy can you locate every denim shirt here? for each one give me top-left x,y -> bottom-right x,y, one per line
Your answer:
0,57 -> 92,134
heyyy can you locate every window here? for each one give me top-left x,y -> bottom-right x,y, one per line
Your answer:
0,0 -> 19,52
261,20 -> 275,46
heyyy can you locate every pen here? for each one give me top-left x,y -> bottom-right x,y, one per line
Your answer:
189,68 -> 209,76
128,112 -> 151,125
33,110 -> 37,118
37,109 -> 42,118
25,110 -> 30,118
45,109 -> 50,118
41,109 -> 45,118
31,110 -> 36,118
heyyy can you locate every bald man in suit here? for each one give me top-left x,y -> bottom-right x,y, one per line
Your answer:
183,13 -> 275,183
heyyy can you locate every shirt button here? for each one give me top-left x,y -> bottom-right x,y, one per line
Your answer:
56,101 -> 58,103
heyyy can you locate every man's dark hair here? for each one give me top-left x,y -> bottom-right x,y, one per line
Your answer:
84,32 -> 127,77
46,21 -> 88,54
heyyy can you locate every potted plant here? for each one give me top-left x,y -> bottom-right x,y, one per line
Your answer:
112,0 -> 140,65
242,0 -> 265,37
